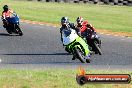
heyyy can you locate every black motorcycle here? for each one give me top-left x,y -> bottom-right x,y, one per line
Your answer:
84,29 -> 102,55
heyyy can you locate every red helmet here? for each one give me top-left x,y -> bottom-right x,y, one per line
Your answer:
76,16 -> 84,25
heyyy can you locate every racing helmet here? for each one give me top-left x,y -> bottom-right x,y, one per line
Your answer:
76,16 -> 84,25
3,5 -> 9,11
61,17 -> 69,26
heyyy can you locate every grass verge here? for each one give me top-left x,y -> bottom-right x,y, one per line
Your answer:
0,0 -> 132,33
0,69 -> 131,88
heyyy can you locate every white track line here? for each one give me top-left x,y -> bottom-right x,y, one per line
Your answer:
114,35 -> 119,36
0,58 -> 2,63
100,33 -> 104,34
39,24 -> 44,25
53,26 -> 57,28
106,34 -> 111,35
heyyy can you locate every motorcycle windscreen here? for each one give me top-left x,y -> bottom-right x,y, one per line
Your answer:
62,29 -> 79,45
63,29 -> 71,37
7,13 -> 19,24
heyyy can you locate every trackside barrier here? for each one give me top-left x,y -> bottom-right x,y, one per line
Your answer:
27,0 -> 132,6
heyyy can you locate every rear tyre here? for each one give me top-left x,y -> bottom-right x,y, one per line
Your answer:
75,47 -> 85,63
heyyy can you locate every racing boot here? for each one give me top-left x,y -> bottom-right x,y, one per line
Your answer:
84,54 -> 91,59
72,56 -> 76,60
85,54 -> 91,63
3,24 -> 6,28
3,20 -> 7,28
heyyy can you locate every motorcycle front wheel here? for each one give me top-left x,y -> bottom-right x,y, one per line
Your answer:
94,41 -> 102,55
75,47 -> 89,63
16,25 -> 23,36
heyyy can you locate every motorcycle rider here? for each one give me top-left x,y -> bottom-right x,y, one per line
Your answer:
76,16 -> 96,39
60,17 -> 90,60
60,17 -> 80,36
76,16 -> 100,54
1,5 -> 13,28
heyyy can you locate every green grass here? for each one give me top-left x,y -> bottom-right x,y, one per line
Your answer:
0,0 -> 132,32
0,69 -> 131,88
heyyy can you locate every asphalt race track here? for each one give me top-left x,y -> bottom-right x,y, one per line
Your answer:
0,21 -> 132,70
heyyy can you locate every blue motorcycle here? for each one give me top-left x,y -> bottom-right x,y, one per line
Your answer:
5,12 -> 23,36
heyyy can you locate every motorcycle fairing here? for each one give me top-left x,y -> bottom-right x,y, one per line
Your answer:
62,29 -> 78,45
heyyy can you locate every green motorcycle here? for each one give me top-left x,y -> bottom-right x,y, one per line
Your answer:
61,28 -> 91,63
